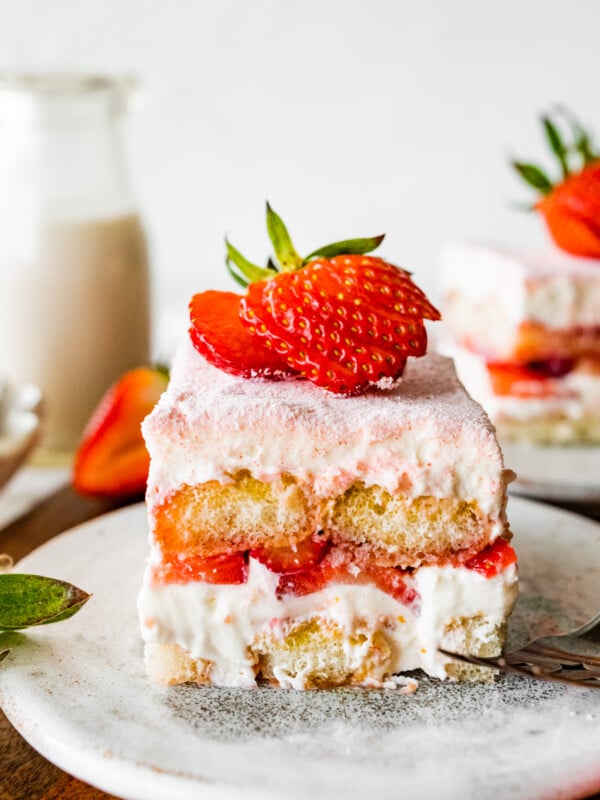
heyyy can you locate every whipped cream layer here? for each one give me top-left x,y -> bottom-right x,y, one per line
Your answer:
138,555 -> 518,688
441,243 -> 600,360
447,343 -> 600,426
143,339 -> 508,518
441,242 -> 600,333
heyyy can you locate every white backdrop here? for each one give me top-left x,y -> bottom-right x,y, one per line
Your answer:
1,0 -> 599,356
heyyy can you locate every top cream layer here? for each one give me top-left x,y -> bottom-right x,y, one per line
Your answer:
143,339 -> 509,516
440,242 -> 600,331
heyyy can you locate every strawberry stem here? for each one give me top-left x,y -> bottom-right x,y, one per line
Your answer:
542,115 -> 569,179
304,234 -> 385,262
224,206 -> 386,287
225,238 -> 273,287
226,259 -> 250,289
265,203 -> 303,272
511,161 -> 553,195
512,107 -> 600,203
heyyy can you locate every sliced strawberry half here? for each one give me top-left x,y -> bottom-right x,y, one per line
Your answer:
189,290 -> 296,379
464,538 -> 517,579
250,535 -> 329,573
240,255 -> 438,395
72,366 -> 169,498
152,551 -> 248,585
190,204 -> 442,396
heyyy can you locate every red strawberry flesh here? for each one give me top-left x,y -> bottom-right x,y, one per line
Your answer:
275,550 -> 420,613
250,536 -> 329,574
464,538 -> 517,578
240,256 -> 439,395
189,290 -> 297,379
72,366 -> 169,498
537,162 -> 600,258
152,551 -> 248,585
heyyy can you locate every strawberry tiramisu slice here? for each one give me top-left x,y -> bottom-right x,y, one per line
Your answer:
138,205 -> 517,688
440,110 -> 600,444
440,243 -> 600,443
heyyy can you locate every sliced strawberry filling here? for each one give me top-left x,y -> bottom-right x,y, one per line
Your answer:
250,535 -> 329,573
276,551 -> 420,612
152,551 -> 248,585
151,538 -> 517,603
486,359 -> 575,397
464,538 -> 517,578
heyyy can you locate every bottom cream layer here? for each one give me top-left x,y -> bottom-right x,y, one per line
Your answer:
138,557 -> 518,689
444,343 -> 600,444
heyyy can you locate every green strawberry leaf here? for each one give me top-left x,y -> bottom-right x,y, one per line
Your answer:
225,257 -> 250,289
511,161 -> 553,195
542,115 -> 569,178
225,238 -> 272,286
265,203 -> 302,272
572,122 -> 599,166
0,573 -> 90,630
552,106 -> 599,167
304,234 -> 385,262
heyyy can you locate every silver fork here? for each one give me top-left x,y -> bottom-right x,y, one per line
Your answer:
441,609 -> 600,688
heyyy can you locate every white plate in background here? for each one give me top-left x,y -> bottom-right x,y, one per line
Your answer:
502,441 -> 600,502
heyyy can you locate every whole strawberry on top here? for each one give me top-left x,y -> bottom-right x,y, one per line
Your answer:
512,108 -> 600,258
190,204 -> 440,395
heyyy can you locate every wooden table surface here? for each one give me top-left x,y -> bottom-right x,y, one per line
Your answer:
1,484 -> 599,800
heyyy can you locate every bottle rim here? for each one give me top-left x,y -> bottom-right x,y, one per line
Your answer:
0,72 -> 137,96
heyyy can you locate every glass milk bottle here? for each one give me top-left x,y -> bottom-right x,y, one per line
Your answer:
0,74 -> 150,456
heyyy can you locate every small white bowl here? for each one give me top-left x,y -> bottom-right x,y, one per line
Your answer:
0,377 -> 43,489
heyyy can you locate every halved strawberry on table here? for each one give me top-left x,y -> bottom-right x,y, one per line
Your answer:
189,203 -> 440,395
72,366 -> 169,498
512,107 -> 600,258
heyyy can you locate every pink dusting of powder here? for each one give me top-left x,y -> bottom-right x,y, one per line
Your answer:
142,338 -> 508,514
151,338 -> 498,450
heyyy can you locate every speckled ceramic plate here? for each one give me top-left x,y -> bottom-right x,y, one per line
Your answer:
2,499 -> 600,800
502,441 -> 600,502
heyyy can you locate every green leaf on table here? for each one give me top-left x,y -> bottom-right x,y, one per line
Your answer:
0,574 -> 90,630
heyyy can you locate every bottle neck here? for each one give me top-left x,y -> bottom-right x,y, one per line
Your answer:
0,84 -> 135,223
